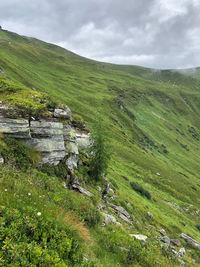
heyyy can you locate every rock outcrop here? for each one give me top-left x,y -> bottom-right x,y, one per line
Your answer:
179,233 -> 200,250
0,104 -> 91,168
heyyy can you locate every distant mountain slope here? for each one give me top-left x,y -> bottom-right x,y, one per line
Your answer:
0,28 -> 200,266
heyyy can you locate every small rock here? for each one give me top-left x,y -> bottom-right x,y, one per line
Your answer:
97,186 -> 102,192
109,203 -> 130,218
171,239 -> 181,247
102,183 -> 111,199
158,229 -> 166,236
177,258 -> 185,266
102,212 -> 117,224
97,203 -> 106,210
0,157 -> 4,164
118,247 -> 129,252
72,184 -> 93,197
130,234 -> 148,245
109,188 -> 114,194
118,213 -> 132,225
178,248 -> 186,257
54,107 -> 72,120
146,211 -> 153,219
66,155 -> 78,170
83,254 -> 89,262
161,236 -> 170,245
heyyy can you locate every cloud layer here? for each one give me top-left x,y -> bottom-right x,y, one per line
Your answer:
0,0 -> 200,69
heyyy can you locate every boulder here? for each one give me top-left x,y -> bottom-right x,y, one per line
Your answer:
160,236 -> 170,245
97,186 -> 102,192
118,213 -> 132,225
102,212 -> 117,224
72,183 -> 93,197
69,175 -> 93,197
178,248 -> 186,257
97,203 -> 106,210
130,234 -> 147,244
54,107 -> 72,120
171,239 -> 181,247
146,211 -> 153,219
66,155 -> 79,170
179,233 -> 200,249
109,203 -> 130,219
158,229 -> 166,236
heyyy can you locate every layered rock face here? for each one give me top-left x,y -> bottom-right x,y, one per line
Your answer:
0,105 -> 91,168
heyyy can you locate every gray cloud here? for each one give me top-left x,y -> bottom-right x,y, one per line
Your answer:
0,0 -> 200,69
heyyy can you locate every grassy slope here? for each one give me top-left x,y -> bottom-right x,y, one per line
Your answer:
0,29 -> 200,266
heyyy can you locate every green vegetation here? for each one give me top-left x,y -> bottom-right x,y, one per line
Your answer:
130,181 -> 151,200
0,28 -> 200,266
89,120 -> 111,182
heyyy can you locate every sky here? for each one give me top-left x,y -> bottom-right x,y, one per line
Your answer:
0,0 -> 200,69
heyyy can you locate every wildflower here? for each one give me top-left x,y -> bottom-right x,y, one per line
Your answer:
4,189 -> 7,192
28,193 -> 31,196
37,212 -> 41,216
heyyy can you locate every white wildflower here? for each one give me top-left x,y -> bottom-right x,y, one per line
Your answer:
37,212 -> 41,216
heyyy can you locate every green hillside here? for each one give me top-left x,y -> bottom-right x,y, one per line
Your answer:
0,28 -> 200,266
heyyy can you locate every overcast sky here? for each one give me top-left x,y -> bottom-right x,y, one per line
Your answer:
0,0 -> 200,69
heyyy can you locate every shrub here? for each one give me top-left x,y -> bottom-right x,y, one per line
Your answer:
40,158 -> 68,179
81,206 -> 101,228
89,120 -> 111,182
72,114 -> 85,129
0,206 -> 85,266
130,181 -> 151,200
196,224 -> 200,231
1,136 -> 41,168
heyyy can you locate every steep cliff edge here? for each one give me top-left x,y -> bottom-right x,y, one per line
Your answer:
0,75 -> 91,169
0,103 -> 91,168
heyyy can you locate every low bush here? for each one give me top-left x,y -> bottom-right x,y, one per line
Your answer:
0,136 -> 41,168
0,206 -> 88,266
196,224 -> 200,231
130,181 -> 151,200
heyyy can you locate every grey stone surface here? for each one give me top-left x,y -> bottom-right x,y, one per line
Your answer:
63,125 -> 76,141
102,212 -> 117,224
158,229 -> 166,236
171,239 -> 181,247
72,183 -> 93,197
0,117 -> 30,139
0,157 -> 4,164
54,107 -> 72,120
130,234 -> 148,242
179,233 -> 200,249
76,132 -> 91,150
178,248 -> 186,257
109,203 -> 130,218
161,236 -> 170,245
118,213 -> 132,225
0,111 -> 90,166
66,155 -> 79,170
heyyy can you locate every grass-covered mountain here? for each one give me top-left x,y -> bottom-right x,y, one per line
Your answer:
0,28 -> 200,266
